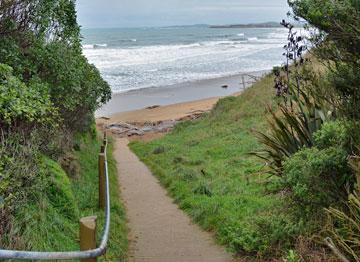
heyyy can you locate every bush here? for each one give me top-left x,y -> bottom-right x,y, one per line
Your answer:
0,0 -> 111,134
36,42 -> 111,131
0,64 -> 55,128
283,146 -> 351,220
216,211 -> 302,254
328,63 -> 360,119
313,120 -> 351,150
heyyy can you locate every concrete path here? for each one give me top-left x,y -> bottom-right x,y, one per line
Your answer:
114,138 -> 233,262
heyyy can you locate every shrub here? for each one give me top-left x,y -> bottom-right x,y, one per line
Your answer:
313,120 -> 352,150
328,63 -> 360,119
217,211 -> 302,254
0,64 -> 55,128
283,146 -> 352,221
0,1 -> 111,134
36,42 -> 111,131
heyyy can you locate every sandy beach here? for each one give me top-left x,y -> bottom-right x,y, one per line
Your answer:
101,96 -> 219,123
96,96 -> 227,142
95,71 -> 267,119
96,71 -> 267,142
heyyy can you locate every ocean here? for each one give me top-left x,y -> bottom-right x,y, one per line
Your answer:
81,25 -> 290,93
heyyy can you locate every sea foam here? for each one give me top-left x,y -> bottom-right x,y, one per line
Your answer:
82,27 -> 291,92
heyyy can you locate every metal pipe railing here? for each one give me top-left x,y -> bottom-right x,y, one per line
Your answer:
0,134 -> 111,261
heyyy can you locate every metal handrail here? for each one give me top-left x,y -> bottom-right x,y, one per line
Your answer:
0,137 -> 111,261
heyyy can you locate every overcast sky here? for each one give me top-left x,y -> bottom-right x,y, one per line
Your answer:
76,0 -> 290,28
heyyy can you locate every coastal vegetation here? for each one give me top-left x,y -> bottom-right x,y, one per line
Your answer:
131,0 -> 360,260
0,0 -> 127,260
1,0 -> 359,260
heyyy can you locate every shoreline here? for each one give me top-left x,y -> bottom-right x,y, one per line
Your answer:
96,96 -> 225,142
95,70 -> 268,118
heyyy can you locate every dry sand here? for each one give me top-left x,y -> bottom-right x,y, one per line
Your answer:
115,138 -> 233,262
104,96 -> 222,124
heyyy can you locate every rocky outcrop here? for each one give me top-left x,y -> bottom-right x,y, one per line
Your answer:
105,109 -> 208,138
106,120 -> 178,138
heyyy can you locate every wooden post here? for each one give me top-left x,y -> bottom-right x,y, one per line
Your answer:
242,75 -> 246,90
100,145 -> 105,154
98,153 -> 106,210
80,216 -> 97,262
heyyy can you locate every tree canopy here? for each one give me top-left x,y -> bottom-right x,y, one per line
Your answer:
0,0 -> 111,133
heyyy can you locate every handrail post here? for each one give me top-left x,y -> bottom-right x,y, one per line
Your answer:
80,216 -> 97,262
103,132 -> 107,146
98,152 -> 106,210
100,145 -> 105,153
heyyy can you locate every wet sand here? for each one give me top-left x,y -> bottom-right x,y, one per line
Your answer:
96,71 -> 266,118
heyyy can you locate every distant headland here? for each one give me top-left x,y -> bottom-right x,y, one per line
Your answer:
209,22 -> 282,29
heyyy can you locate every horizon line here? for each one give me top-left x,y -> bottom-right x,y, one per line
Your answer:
79,21 -> 283,30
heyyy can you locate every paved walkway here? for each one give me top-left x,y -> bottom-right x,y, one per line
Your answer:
114,138 -> 233,262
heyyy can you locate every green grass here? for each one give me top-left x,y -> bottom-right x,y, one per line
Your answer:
130,74 -> 292,256
17,158 -> 79,253
14,133 -> 127,261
